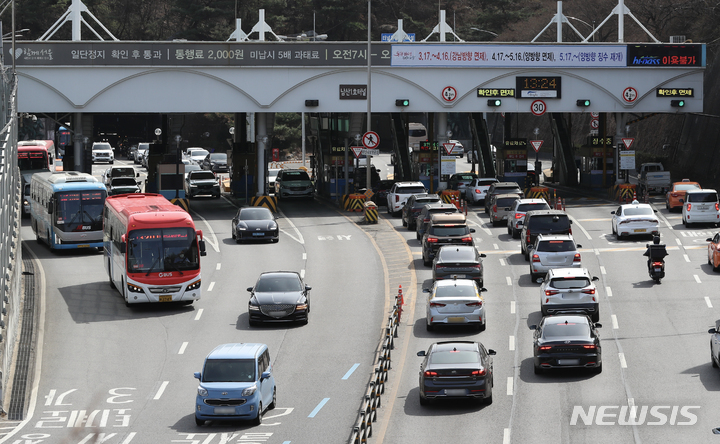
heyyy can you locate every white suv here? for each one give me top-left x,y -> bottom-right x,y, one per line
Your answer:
386,181 -> 427,216
682,189 -> 720,227
91,142 -> 114,164
540,268 -> 600,321
507,198 -> 551,238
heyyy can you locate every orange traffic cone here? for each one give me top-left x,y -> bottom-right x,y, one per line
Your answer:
398,285 -> 404,306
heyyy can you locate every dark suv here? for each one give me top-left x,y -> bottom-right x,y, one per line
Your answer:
422,214 -> 476,266
484,182 -> 524,214
415,203 -> 459,240
519,209 -> 573,260
402,193 -> 441,230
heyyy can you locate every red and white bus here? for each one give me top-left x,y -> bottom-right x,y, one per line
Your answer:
19,141 -> 54,215
103,193 -> 207,306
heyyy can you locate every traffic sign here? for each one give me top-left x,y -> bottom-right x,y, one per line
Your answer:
621,137 -> 635,149
622,87 -> 638,103
351,146 -> 364,159
361,148 -> 380,156
590,119 -> 599,129
362,131 -> 380,149
441,86 -> 457,102
590,112 -> 599,118
530,140 -> 543,152
442,142 -> 456,155
530,100 -> 546,116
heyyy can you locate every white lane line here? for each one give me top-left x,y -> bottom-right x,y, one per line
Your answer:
120,433 -> 137,444
208,282 -> 215,292
300,269 -> 305,279
684,254 -> 690,263
302,253 -> 307,260
506,377 -> 513,395
619,353 -> 628,368
606,286 -> 613,297
494,243 -> 499,250
308,398 -> 330,418
342,364 -> 360,380
611,315 -> 619,329
706,297 -> 713,308
506,276 -> 512,286
509,336 -> 515,351
190,210 -> 220,253
694,274 -> 702,284
503,429 -> 511,444
153,381 -> 169,400
569,215 -> 592,240
278,208 -> 305,245
499,258 -> 506,266
510,301 -> 516,314
628,398 -> 635,407
594,248 -> 600,256
194,309 -> 203,321
600,266 -> 607,275
216,263 -> 221,270
675,238 -> 682,246
178,342 -> 188,354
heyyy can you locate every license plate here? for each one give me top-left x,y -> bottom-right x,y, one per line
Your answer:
445,389 -> 466,396
557,359 -> 580,365
77,244 -> 89,248
633,229 -> 646,233
252,232 -> 264,236
449,274 -> 466,279
448,317 -> 465,323
214,407 -> 236,415
159,295 -> 172,302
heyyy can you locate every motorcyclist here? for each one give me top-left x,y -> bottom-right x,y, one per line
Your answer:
643,235 -> 668,270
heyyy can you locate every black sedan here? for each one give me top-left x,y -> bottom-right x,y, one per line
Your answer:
401,193 -> 441,230
531,314 -> 602,375
231,207 -> 279,243
417,341 -> 496,406
247,271 -> 311,326
432,246 -> 486,285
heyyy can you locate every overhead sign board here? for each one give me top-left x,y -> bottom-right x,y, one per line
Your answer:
477,88 -> 516,97
339,84 -> 367,100
517,76 -> 561,99
656,88 -> 694,97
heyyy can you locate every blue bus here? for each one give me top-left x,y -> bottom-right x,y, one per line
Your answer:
30,171 -> 107,250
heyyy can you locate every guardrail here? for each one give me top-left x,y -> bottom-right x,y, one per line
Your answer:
348,285 -> 404,444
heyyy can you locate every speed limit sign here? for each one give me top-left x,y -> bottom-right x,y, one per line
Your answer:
530,100 -> 546,116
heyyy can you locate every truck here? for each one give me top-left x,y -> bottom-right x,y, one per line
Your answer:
637,162 -> 672,196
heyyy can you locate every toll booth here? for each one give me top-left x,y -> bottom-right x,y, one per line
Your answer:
323,145 -> 350,200
411,141 -> 439,192
578,135 -> 615,189
156,163 -> 186,200
497,138 -> 529,187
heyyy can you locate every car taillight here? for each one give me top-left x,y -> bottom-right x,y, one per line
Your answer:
581,288 -> 596,294
471,369 -> 487,376
716,203 -> 719,211
466,301 -> 483,307
583,345 -> 597,350
545,289 -> 559,296
396,195 -> 400,202
539,346 -> 552,351
427,237 -> 439,243
435,265 -> 446,269
493,205 -> 497,212
424,218 -> 431,222
471,264 -> 481,269
652,261 -> 663,267
474,189 -> 481,194
573,253 -> 581,262
515,213 -> 524,219
429,302 -> 446,307
532,254 -> 540,262
687,203 -> 692,211
424,371 -> 438,377
461,236 -> 473,242
569,227 -> 572,235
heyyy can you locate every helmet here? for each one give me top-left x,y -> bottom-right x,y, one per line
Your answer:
653,235 -> 661,245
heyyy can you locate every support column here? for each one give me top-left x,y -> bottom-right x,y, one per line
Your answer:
615,112 -> 626,183
73,112 -> 83,172
256,113 -> 267,196
437,112 -> 448,190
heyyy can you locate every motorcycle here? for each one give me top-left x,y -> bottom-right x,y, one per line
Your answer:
648,259 -> 665,283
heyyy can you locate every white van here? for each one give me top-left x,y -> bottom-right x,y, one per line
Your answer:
408,123 -> 427,152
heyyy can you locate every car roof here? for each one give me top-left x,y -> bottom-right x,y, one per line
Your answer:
619,202 -> 652,209
395,181 -> 425,187
516,198 -> 548,204
259,270 -> 301,278
438,245 -> 476,253
432,341 -> 479,352
536,234 -> 574,242
673,180 -> 699,185
686,188 -> 717,194
430,213 -> 466,223
492,182 -> 521,187
542,314 -> 591,325
207,343 -> 266,360
525,209 -> 567,216
547,267 -> 591,278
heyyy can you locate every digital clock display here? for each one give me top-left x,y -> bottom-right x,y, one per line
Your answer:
516,76 -> 562,98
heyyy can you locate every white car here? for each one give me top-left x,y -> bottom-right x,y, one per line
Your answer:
540,268 -> 600,322
424,278 -> 487,331
464,178 -> 499,205
189,149 -> 210,165
610,200 -> 659,240
268,168 -> 282,192
134,142 -> 150,164
507,198 -> 551,238
682,189 -> 720,227
386,181 -> 427,216
91,142 -> 114,164
528,234 -> 582,282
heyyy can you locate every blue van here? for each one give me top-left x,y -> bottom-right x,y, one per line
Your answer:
194,343 -> 276,426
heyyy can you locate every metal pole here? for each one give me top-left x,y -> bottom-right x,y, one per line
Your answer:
301,112 -> 306,168
366,0 -> 372,195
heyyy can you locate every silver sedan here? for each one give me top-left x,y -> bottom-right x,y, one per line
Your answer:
424,278 -> 487,331
529,234 -> 583,282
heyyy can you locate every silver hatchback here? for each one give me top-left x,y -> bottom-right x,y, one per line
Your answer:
540,268 -> 600,322
529,234 -> 582,282
424,278 -> 487,331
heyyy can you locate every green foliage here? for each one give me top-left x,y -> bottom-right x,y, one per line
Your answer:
272,113 -> 302,152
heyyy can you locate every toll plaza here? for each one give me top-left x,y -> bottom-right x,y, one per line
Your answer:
577,135 -> 615,189
496,138 -> 530,187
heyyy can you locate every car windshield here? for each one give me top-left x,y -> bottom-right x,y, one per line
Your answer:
268,169 -> 281,178
518,203 -> 550,212
399,186 -> 426,194
543,322 -> 591,338
202,359 -> 255,383
191,172 -> 215,181
687,192 -> 718,203
530,215 -> 570,231
438,248 -> 476,262
536,240 -> 576,252
623,207 -> 654,216
550,277 -> 591,289
191,149 -> 209,158
55,190 -> 106,233
284,171 -> 311,181
434,284 -> 477,297
414,198 -> 439,208
429,351 -> 480,365
239,208 -> 272,220
477,179 -> 498,186
185,165 -> 201,174
127,227 -> 200,273
255,274 -> 302,292
429,208 -> 458,216
93,143 -> 111,151
675,184 -> 700,192
495,186 -> 521,193
409,129 -> 426,137
209,153 -> 226,160
110,167 -> 134,178
111,178 -> 137,187
431,226 -> 469,236
454,175 -> 476,181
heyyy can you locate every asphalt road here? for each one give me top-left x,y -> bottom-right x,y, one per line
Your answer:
4,157 -> 720,443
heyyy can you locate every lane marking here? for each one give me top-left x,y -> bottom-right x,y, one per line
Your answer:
120,433 -> 136,444
628,398 -> 635,407
569,215 -> 592,240
694,274 -> 701,284
216,263 -> 221,270
577,218 -> 612,221
300,269 -> 305,279
600,266 -> 607,275
506,377 -> 513,395
499,258 -> 506,266
509,336 -> 515,351
594,248 -> 600,256
194,309 -> 203,321
278,208 -> 305,245
153,381 -> 169,400
506,276 -> 512,286
178,342 -> 188,354
619,353 -> 628,368
675,238 -> 682,246
342,364 -> 360,380
302,253 -> 307,260
611,314 -> 619,329
606,287 -> 613,297
510,301 -> 516,314
684,254 -> 690,263
207,281 -> 215,292
190,210 -> 220,253
308,398 -> 330,417
503,429 -> 511,444
706,297 -> 713,308
494,243 -> 499,250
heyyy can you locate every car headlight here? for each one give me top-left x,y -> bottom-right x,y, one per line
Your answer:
127,282 -> 144,293
187,279 -> 201,291
190,184 -> 198,188
242,385 -> 257,396
237,222 -> 248,231
296,303 -> 308,310
248,298 -> 260,311
197,387 -> 208,396
268,223 -> 277,230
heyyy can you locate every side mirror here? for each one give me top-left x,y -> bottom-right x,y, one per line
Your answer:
199,240 -> 207,257
120,234 -> 126,253
517,221 -> 524,226
595,323 -> 603,328
709,328 -> 717,334
479,287 -> 487,292
529,324 -> 538,330
611,211 -> 616,215
470,228 -> 476,233
479,253 -> 487,258
576,244 -> 583,248
488,349 -> 497,356
592,276 -> 599,281
653,210 -> 657,213
535,277 -> 544,284
136,172 -> 140,177
422,288 -> 431,293
247,287 -> 253,292
194,372 -> 201,380
417,351 -> 427,357
679,199 -> 684,203
707,238 -> 713,242
305,285 -> 312,291
261,371 -> 271,381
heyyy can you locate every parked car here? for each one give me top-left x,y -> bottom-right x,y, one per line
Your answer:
520,210 -> 573,259
185,170 -> 221,198
484,182 -> 524,214
666,179 -> 701,212
401,193 -> 441,230
507,198 -> 551,238
432,245 -> 487,285
91,142 -> 114,164
231,206 -> 278,243
194,343 -> 276,426
247,271 -> 311,325
202,153 -> 229,173
387,181 -> 427,216
417,341 -> 496,405
424,278 -> 487,331
682,189 -> 720,227
422,213 -> 475,266
446,172 -> 477,194
274,169 -> 314,199
610,201 -> 659,240
415,203 -> 459,240
464,177 -> 499,205
540,268 -> 600,321
531,314 -> 602,374
488,193 -> 521,227
528,234 -> 582,282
